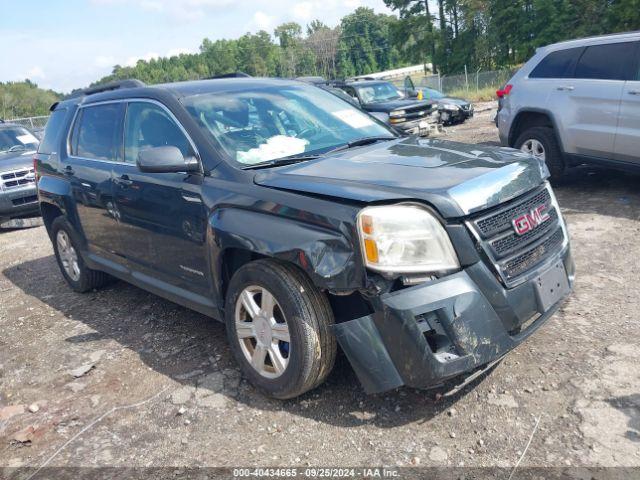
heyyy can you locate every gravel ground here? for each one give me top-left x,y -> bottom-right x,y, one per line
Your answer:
1,103 -> 639,475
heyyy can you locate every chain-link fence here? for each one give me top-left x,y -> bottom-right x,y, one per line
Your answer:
418,68 -> 519,95
5,115 -> 50,131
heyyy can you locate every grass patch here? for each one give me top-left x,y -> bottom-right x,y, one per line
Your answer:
445,86 -> 498,102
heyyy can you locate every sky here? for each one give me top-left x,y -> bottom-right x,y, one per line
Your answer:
0,0 -> 392,93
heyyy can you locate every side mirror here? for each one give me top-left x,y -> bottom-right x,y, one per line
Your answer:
407,89 -> 419,98
137,146 -> 199,173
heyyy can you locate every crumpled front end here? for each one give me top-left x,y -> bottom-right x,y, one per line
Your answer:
333,247 -> 574,394
333,179 -> 574,394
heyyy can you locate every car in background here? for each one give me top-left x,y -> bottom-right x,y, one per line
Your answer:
333,79 -> 439,136
403,77 -> 474,125
296,76 -> 361,108
419,87 -> 474,125
497,31 -> 640,179
0,120 -> 41,226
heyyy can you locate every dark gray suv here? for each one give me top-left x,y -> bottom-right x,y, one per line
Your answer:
36,77 -> 574,399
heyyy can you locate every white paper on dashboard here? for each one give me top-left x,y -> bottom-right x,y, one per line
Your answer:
331,109 -> 374,129
17,133 -> 38,145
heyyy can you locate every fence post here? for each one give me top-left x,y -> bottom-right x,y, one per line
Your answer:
464,65 -> 469,92
476,68 -> 481,92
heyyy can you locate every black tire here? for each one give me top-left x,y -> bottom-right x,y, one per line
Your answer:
515,126 -> 565,180
51,217 -> 111,293
224,259 -> 336,399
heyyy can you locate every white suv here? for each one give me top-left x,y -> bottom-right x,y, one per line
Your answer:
497,31 -> 640,179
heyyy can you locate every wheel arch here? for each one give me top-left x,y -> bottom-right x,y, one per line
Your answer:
509,109 -> 564,153
209,207 -> 365,309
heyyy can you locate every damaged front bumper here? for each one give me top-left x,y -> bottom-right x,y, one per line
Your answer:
332,247 -> 575,394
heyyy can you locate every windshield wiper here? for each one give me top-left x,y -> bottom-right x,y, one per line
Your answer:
324,136 -> 397,155
242,136 -> 397,170
242,154 -> 322,170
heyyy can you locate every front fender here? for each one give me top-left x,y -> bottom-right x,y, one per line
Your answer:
210,207 -> 365,292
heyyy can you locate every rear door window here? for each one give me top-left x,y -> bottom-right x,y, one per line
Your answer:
72,103 -> 124,161
38,108 -> 67,155
573,42 -> 636,81
529,47 -> 582,79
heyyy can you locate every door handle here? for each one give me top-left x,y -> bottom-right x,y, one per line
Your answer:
64,165 -> 75,176
556,86 -> 575,91
115,174 -> 133,187
628,90 -> 640,96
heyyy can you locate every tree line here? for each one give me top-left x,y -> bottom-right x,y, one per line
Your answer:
4,1 -> 639,118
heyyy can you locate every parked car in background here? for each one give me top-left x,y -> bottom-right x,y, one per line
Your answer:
497,31 -> 640,179
333,79 -> 439,136
403,77 -> 474,125
296,76 -> 362,108
36,77 -> 573,399
0,120 -> 41,226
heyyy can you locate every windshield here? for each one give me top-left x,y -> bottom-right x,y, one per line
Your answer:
182,83 -> 395,166
0,126 -> 39,155
355,83 -> 404,103
423,88 -> 445,100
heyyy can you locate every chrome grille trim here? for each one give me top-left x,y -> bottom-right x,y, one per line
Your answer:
466,182 -> 569,287
1,168 -> 35,190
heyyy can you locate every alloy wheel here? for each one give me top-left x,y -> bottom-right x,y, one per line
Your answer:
520,138 -> 546,161
56,230 -> 81,282
234,286 -> 291,378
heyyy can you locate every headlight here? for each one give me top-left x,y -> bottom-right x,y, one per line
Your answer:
389,110 -> 406,117
442,104 -> 460,111
357,204 -> 460,274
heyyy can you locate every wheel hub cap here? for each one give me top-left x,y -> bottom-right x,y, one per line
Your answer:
253,315 -> 272,346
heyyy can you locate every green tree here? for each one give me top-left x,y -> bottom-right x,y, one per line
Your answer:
0,81 -> 61,119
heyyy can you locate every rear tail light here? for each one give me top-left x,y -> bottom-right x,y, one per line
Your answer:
496,84 -> 513,98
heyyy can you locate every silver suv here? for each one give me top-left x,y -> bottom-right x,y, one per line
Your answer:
497,31 -> 640,179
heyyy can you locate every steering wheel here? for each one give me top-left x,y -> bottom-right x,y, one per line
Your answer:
295,126 -> 319,140
8,145 -> 26,153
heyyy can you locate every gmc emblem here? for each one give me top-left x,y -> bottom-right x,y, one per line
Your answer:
512,205 -> 550,235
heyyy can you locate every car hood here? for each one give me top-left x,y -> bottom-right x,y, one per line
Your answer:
362,99 -> 433,113
437,97 -> 470,107
254,137 -> 549,218
0,150 -> 36,173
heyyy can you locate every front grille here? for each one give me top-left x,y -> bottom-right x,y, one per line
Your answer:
501,228 -> 564,279
467,184 -> 566,286
489,208 -> 558,257
401,107 -> 431,121
1,168 -> 35,190
475,188 -> 550,238
12,195 -> 38,206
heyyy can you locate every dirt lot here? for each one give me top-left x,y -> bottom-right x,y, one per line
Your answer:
1,103 -> 639,475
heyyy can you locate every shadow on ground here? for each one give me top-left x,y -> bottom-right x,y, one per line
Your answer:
3,254 -> 492,429
552,166 -> 640,221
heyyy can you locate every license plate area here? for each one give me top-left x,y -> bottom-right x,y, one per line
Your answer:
534,261 -> 570,312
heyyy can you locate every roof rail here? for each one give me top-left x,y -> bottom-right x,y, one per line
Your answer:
67,79 -> 146,99
207,72 -> 251,79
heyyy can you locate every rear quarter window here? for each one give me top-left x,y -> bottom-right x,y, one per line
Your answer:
573,42 -> 637,80
38,108 -> 67,155
529,47 -> 582,79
